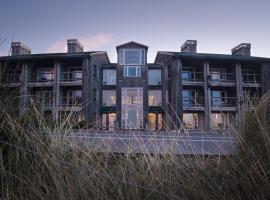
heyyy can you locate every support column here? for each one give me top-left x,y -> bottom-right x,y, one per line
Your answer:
236,63 -> 243,127
20,62 -> 29,114
203,61 -> 211,131
53,61 -> 60,120
82,57 -> 92,122
261,63 -> 270,94
175,58 -> 182,129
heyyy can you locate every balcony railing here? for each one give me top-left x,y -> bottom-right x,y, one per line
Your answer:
182,71 -> 204,82
210,72 -> 235,82
29,72 -> 54,82
182,97 -> 205,107
60,71 -> 82,82
242,74 -> 261,84
211,97 -> 236,107
60,97 -> 82,107
1,73 -> 21,83
29,95 -> 53,108
243,96 -> 260,107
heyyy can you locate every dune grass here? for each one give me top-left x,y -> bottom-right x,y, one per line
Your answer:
0,90 -> 270,199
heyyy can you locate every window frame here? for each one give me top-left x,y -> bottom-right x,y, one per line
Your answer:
119,48 -> 145,65
123,66 -> 141,77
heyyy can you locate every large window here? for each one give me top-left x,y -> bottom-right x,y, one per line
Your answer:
148,69 -> 161,85
122,88 -> 143,105
149,90 -> 162,106
121,88 -> 143,129
183,113 -> 198,129
103,69 -> 116,85
119,49 -> 145,65
123,66 -> 141,77
102,90 -> 116,106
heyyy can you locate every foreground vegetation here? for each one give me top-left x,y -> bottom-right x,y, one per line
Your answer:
0,91 -> 270,199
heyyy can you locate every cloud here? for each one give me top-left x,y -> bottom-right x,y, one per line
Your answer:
47,33 -> 113,53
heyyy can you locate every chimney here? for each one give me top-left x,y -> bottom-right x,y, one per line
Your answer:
231,43 -> 251,56
181,40 -> 197,53
11,42 -> 31,56
67,39 -> 84,53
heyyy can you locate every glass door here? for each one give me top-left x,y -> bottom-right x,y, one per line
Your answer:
121,87 -> 143,129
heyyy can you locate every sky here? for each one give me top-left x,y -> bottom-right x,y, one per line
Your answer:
0,0 -> 270,62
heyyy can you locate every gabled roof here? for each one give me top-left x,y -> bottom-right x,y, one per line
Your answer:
116,41 -> 148,50
156,51 -> 270,62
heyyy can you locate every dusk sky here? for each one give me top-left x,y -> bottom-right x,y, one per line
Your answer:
0,0 -> 270,62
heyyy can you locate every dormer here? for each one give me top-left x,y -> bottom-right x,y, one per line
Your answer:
116,41 -> 148,65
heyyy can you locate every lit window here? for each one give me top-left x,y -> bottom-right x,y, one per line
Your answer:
37,68 -> 54,81
102,90 -> 116,106
211,113 -> 226,130
119,49 -> 145,65
123,66 -> 141,77
103,69 -> 116,85
148,69 -> 161,85
149,90 -> 162,106
183,113 -> 198,129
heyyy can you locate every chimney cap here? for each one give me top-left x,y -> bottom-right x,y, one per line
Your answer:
11,41 -> 32,53
67,39 -> 84,51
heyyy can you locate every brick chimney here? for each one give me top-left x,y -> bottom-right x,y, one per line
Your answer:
181,40 -> 197,53
67,39 -> 84,53
231,43 -> 251,56
11,42 -> 31,56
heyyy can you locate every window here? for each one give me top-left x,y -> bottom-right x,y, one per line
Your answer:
122,88 -> 143,105
183,113 -> 198,129
242,68 -> 260,83
211,91 -> 227,106
64,90 -> 82,106
182,68 -> 195,81
119,49 -> 145,65
69,67 -> 82,80
148,69 -> 161,85
149,90 -> 162,106
124,66 -> 141,77
121,88 -> 143,129
35,91 -> 53,107
210,68 -> 226,81
103,69 -> 116,85
148,113 -> 156,130
211,113 -> 230,130
102,90 -> 116,106
182,90 -> 199,107
37,68 -> 54,81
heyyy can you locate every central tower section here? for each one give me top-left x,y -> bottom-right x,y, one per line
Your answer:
116,42 -> 148,129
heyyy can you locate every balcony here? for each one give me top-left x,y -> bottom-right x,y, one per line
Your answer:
209,72 -> 235,86
60,97 -> 82,110
60,71 -> 82,85
29,72 -> 54,84
242,73 -> 261,86
29,95 -> 53,109
182,71 -> 204,85
182,96 -> 205,111
211,97 -> 236,111
1,72 -> 21,85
